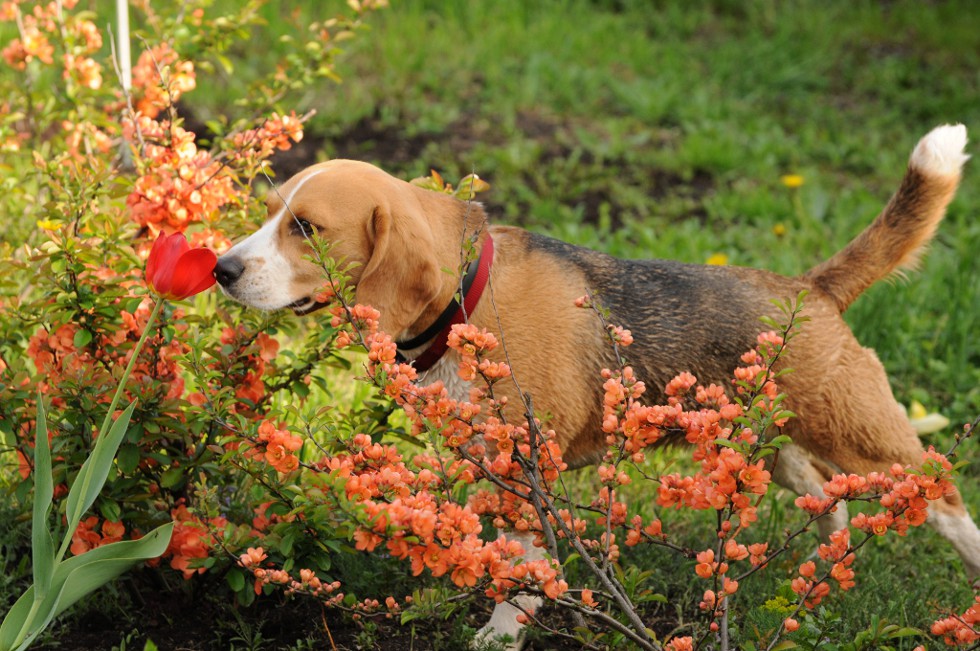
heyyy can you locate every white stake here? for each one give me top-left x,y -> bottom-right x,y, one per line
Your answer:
115,0 -> 131,94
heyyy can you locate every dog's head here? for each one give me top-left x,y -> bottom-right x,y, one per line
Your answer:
215,159 -> 445,336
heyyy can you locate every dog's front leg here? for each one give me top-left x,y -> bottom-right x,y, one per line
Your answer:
472,529 -> 544,651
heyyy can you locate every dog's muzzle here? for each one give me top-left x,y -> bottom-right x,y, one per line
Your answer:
214,255 -> 327,315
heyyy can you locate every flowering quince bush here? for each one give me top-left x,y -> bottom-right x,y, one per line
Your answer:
0,0 -> 388,621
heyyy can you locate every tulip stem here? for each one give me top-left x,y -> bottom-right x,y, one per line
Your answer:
54,297 -> 166,562
100,298 -> 165,436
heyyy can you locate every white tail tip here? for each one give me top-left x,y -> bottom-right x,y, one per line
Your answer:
911,124 -> 970,176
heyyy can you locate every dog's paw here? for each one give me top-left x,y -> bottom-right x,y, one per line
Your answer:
911,124 -> 970,176
471,625 -> 524,651
471,598 -> 531,651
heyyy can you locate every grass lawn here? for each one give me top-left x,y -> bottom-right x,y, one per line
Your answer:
7,0 -> 980,648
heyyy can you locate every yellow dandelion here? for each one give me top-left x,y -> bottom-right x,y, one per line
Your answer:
706,253 -> 728,266
772,223 -> 787,237
781,174 -> 804,189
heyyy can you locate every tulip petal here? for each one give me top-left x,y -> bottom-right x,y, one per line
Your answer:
166,248 -> 218,299
146,233 -> 190,297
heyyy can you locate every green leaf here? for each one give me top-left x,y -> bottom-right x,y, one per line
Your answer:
215,53 -> 234,74
883,627 -> 922,639
226,568 -> 246,593
63,402 -> 136,551
280,530 -> 295,555
771,642 -> 799,651
159,467 -> 185,489
116,444 -> 140,475
400,609 -> 424,625
72,329 -> 92,348
0,522 -> 173,651
98,500 -> 121,524
31,397 -> 56,605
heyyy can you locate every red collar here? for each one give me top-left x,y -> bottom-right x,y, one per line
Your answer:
395,234 -> 494,372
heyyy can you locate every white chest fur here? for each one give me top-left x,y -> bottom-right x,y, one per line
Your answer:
413,350 -> 472,402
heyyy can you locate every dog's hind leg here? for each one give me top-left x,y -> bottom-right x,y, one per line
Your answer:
792,340 -> 980,579
927,492 -> 980,578
771,442 -> 851,540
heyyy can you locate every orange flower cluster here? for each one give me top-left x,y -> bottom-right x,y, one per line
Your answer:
789,529 -> 850,609
187,326 -> 279,414
1,1 -> 61,68
314,432 -> 535,595
601,366 -> 675,455
124,51 -> 305,233
780,446 -> 961,630
796,449 -> 956,538
25,296 -> 189,408
591,330 -> 794,625
250,500 -> 296,534
130,43 -> 196,119
238,547 -> 343,600
125,115 -> 237,234
447,323 -> 511,384
165,503 -> 227,579
70,516 -> 125,556
1,1 -> 103,90
27,323 -> 90,403
217,327 -> 280,408
231,111 -> 305,162
284,305 -> 571,603
649,369 -> 771,529
665,636 -> 694,651
252,420 -> 304,474
606,324 -> 633,347
62,118 -> 113,161
933,596 -> 980,646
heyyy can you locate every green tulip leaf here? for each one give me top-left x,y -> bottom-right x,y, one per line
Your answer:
62,401 -> 136,555
0,522 -> 173,651
31,397 -> 55,600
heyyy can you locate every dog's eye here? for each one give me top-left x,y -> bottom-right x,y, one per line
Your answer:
293,219 -> 315,236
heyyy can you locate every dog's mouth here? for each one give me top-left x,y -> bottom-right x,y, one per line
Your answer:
286,296 -> 330,316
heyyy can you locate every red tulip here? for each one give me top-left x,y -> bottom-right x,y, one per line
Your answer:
145,232 -> 217,300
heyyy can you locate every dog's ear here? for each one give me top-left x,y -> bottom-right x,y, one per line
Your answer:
355,203 -> 441,337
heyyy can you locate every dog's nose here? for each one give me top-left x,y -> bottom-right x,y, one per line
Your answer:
214,256 -> 245,287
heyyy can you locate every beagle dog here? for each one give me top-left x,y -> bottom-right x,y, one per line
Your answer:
215,125 -> 980,647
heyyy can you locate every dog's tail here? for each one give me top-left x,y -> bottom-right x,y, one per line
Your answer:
804,124 -> 968,313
